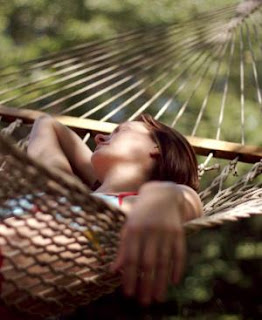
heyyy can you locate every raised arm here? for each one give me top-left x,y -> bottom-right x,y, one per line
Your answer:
111,181 -> 203,306
27,115 -> 97,188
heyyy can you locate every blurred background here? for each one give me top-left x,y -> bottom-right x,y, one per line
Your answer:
0,1 -> 261,319
0,0 -> 240,65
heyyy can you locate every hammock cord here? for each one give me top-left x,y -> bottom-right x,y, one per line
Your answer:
0,1 -> 261,317
0,2 -> 260,147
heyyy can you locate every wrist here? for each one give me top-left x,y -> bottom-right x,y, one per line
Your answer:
140,181 -> 202,221
139,181 -> 185,212
139,180 -> 179,193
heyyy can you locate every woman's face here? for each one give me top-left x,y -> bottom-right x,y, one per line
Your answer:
91,121 -> 159,181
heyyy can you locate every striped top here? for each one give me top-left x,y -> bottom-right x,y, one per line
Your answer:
91,191 -> 138,207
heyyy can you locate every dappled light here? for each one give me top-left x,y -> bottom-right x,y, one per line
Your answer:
0,1 -> 261,319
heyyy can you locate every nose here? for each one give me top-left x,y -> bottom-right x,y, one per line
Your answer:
94,133 -> 109,145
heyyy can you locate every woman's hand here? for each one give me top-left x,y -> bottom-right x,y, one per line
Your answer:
28,115 -> 97,188
110,181 -> 200,306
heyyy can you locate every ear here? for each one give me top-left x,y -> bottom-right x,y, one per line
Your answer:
149,146 -> 160,159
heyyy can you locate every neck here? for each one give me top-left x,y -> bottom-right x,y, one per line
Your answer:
94,163 -> 148,194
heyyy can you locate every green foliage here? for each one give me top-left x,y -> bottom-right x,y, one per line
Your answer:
0,1 -> 261,319
0,0 -> 240,64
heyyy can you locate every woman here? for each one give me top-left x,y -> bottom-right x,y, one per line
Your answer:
26,113 -> 203,307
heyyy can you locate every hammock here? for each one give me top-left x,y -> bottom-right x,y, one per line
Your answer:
0,0 -> 261,318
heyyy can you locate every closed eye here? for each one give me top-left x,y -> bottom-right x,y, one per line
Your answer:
113,125 -> 124,134
112,127 -> 119,135
112,123 -> 129,135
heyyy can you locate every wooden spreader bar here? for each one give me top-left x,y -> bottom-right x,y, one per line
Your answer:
0,105 -> 261,163
187,136 -> 262,164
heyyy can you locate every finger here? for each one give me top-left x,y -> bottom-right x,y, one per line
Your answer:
122,232 -> 141,297
137,233 -> 158,306
110,225 -> 128,272
152,232 -> 172,303
171,228 -> 185,285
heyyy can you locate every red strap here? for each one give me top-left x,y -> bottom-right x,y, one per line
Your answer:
118,192 -> 138,206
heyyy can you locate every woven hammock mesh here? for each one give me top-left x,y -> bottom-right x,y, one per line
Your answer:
0,108 -> 261,318
0,131 -> 125,317
0,0 -> 262,318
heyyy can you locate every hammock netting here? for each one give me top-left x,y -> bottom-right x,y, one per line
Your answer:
0,0 -> 261,318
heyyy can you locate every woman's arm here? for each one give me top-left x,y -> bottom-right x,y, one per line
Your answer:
27,115 -> 97,188
121,181 -> 203,221
111,181 -> 203,306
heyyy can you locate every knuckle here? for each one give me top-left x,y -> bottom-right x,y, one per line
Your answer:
125,255 -> 137,265
34,114 -> 54,126
140,262 -> 153,272
37,114 -> 53,122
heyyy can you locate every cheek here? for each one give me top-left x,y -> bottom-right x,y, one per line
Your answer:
91,137 -> 152,163
129,136 -> 154,152
115,138 -> 145,157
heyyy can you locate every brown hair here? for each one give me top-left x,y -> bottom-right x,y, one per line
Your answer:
136,114 -> 199,191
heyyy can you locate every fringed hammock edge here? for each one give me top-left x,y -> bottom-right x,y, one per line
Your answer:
0,0 -> 262,317
0,116 -> 260,318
